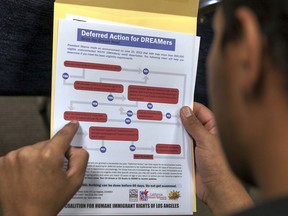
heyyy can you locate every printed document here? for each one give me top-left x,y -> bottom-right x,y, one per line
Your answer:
51,17 -> 200,215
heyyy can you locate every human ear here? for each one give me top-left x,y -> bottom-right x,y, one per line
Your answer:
234,7 -> 263,95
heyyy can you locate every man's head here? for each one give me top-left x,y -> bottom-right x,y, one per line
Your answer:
207,0 -> 288,185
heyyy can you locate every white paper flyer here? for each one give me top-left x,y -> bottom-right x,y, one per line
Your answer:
52,18 -> 200,215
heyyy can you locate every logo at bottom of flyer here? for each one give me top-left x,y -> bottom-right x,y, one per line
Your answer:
168,190 -> 181,200
139,189 -> 170,201
129,189 -> 138,202
139,189 -> 149,201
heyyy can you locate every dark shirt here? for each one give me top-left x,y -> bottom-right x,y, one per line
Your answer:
234,197 -> 288,216
0,0 -> 54,96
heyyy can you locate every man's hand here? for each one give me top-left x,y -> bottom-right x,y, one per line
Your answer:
0,121 -> 89,216
180,103 -> 253,216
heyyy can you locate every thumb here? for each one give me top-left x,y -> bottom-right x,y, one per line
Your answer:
180,106 -> 210,144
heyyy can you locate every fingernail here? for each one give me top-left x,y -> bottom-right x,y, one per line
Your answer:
182,107 -> 192,118
71,120 -> 79,124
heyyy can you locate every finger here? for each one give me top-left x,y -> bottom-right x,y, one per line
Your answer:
180,105 -> 211,143
49,121 -> 80,153
193,102 -> 217,134
65,147 -> 89,189
29,140 -> 50,150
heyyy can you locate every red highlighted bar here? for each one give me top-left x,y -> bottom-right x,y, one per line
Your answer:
64,111 -> 107,122
128,85 -> 179,104
156,144 -> 181,154
64,61 -> 121,72
134,154 -> 154,160
137,110 -> 163,121
74,81 -> 124,93
89,127 -> 138,141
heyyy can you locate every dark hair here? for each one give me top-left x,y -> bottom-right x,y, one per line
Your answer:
221,0 -> 288,76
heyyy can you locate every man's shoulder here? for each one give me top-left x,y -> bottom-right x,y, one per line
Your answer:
234,196 -> 288,216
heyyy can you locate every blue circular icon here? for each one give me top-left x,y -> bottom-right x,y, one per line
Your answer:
62,73 -> 69,80
107,94 -> 114,101
127,110 -> 133,117
143,68 -> 149,75
147,103 -> 153,109
125,118 -> 132,124
130,145 -> 136,152
166,113 -> 172,119
100,146 -> 106,153
92,100 -> 98,107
